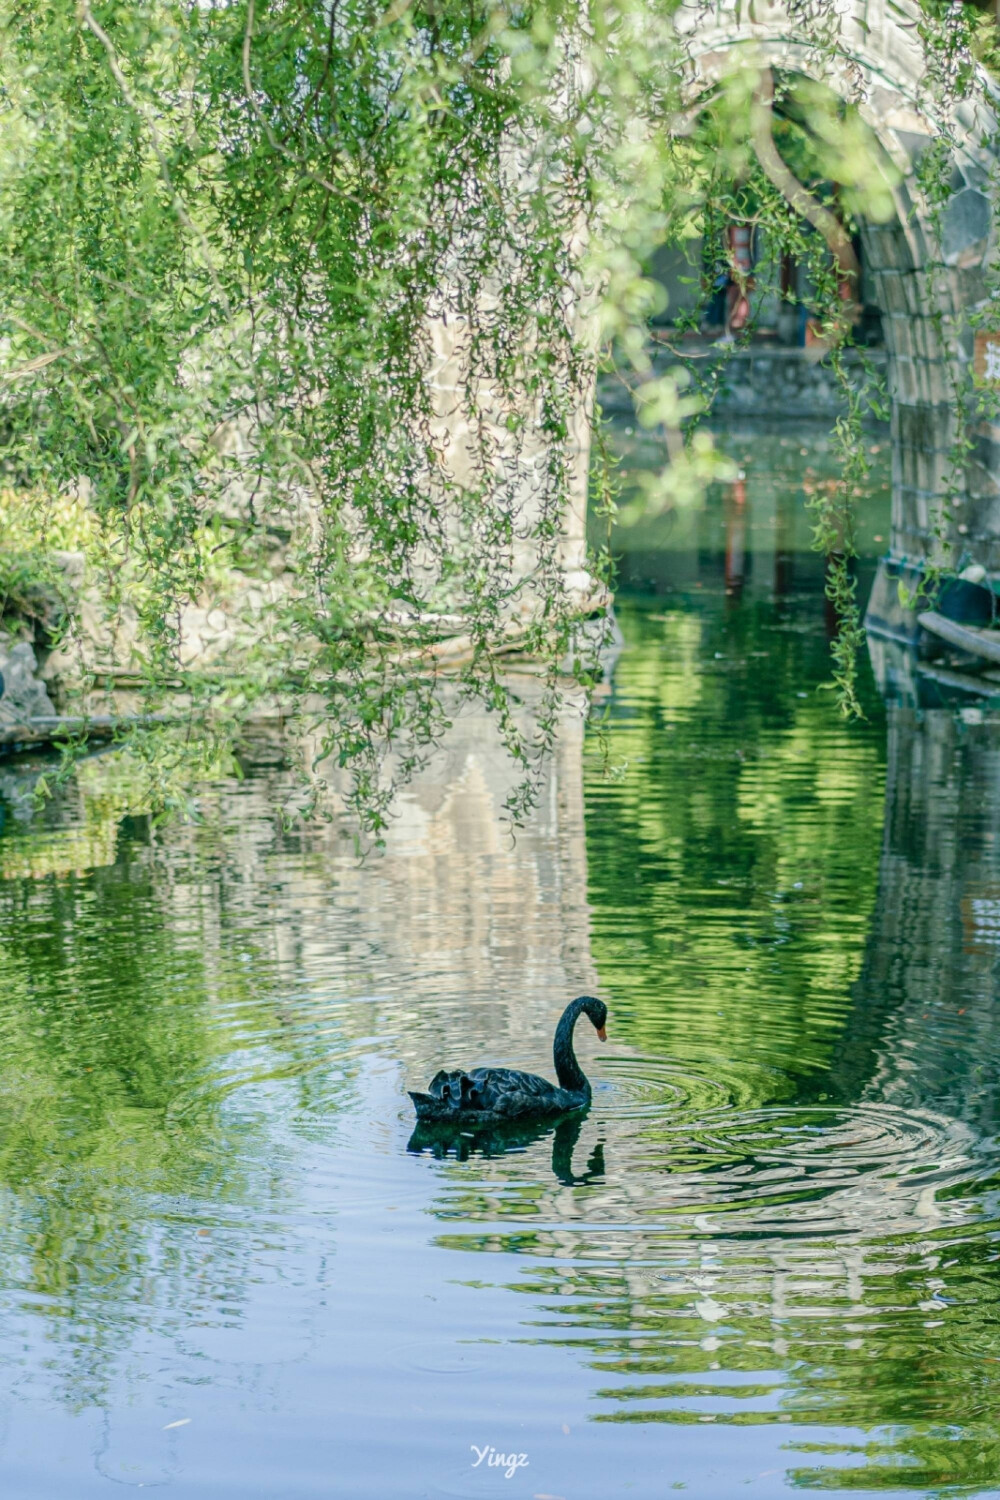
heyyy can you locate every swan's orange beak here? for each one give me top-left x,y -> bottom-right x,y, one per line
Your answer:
596,1026 -> 607,1042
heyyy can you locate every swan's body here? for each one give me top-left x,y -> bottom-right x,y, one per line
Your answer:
408,995 -> 607,1124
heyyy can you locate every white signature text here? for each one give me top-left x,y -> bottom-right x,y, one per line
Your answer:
470,1444 -> 529,1479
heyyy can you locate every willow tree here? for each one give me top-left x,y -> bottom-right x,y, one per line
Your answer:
0,0 -> 981,832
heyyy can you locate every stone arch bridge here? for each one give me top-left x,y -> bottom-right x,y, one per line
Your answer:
538,0 -> 1000,631
673,0 -> 1000,588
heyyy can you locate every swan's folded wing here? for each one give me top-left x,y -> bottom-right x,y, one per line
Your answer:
465,1067 -> 558,1113
426,1069 -> 469,1103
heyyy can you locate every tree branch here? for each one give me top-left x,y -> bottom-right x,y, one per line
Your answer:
752,67 -> 860,305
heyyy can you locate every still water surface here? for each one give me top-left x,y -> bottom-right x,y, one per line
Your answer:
1,425 -> 999,1497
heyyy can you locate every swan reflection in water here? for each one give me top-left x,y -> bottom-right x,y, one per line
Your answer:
407,1112 -> 605,1186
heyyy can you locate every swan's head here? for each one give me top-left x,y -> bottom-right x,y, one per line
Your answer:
578,995 -> 608,1042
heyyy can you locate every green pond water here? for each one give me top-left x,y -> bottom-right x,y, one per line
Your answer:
1,422 -> 1000,1497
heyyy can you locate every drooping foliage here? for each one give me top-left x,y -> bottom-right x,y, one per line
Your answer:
0,0 -> 984,827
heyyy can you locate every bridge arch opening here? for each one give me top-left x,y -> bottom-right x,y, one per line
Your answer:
658,2 -> 1000,628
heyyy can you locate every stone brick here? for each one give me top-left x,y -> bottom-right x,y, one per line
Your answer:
877,272 -> 910,317
958,155 -> 990,192
880,314 -> 905,357
941,189 -> 991,266
953,264 -> 990,310
916,450 -> 955,492
893,403 -> 955,456
890,358 -> 917,404
972,432 -> 1000,479
866,225 -> 915,273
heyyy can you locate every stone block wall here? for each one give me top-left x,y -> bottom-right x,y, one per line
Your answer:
862,191 -> 1000,571
598,342 -> 887,422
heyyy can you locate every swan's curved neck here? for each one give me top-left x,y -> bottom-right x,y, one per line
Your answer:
553,999 -> 590,1095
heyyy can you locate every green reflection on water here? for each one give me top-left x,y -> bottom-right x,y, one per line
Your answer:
3,421 -> 1000,1494
552,439 -> 998,1485
0,776 -> 365,1416
586,597 -> 887,1095
423,430 -> 1000,1492
420,584 -> 1000,1489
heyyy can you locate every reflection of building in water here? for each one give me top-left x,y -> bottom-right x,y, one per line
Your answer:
0,696 -> 600,1081
830,705 -> 1000,1137
723,475 -> 747,601
0,696 -> 601,1409
277,699 -> 601,1075
418,702 -> 1000,1478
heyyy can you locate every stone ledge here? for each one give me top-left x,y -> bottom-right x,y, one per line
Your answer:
599,343 -> 889,422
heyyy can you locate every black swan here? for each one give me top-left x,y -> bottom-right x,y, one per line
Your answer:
408,995 -> 607,1123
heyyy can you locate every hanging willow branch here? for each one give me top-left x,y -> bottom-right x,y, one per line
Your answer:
0,0 -> 985,827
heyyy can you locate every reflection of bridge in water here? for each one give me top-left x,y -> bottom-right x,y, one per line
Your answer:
410,686 -> 1000,1487
1,630 -> 999,1484
833,705 -> 1000,1135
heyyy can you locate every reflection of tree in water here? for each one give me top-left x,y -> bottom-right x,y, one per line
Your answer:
0,700 -> 594,1415
420,621 -> 1000,1491
584,597 -> 887,1088
6,597 -> 1000,1485
0,777 -> 358,1409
